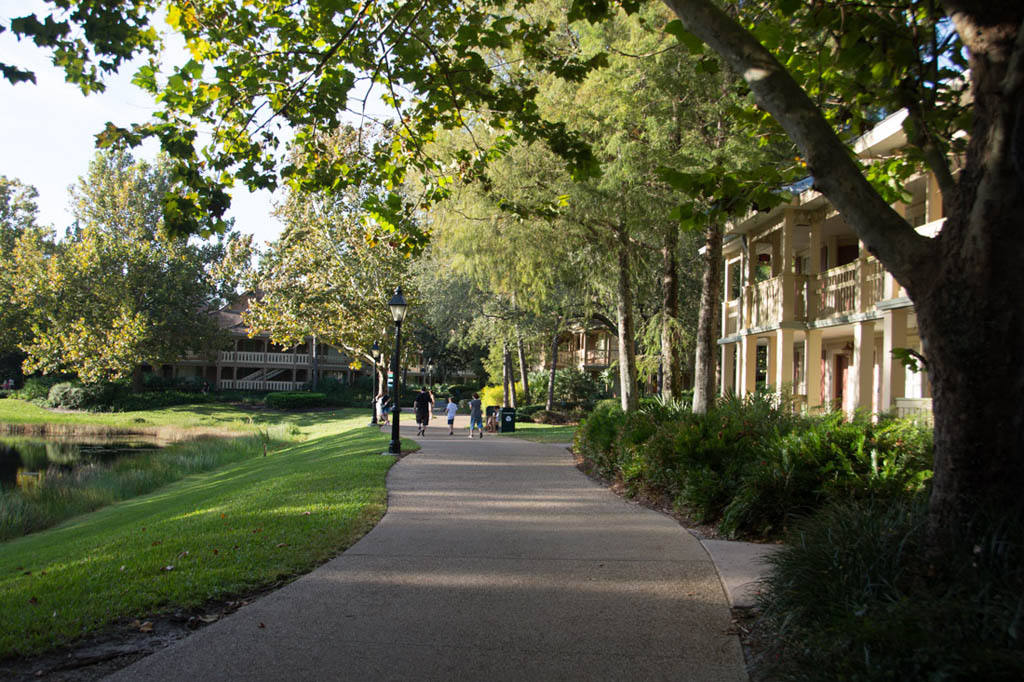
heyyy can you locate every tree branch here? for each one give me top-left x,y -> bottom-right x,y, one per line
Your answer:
661,0 -> 936,295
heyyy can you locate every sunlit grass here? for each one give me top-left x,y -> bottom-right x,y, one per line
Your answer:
0,427 -> 299,541
0,412 -> 411,658
499,422 -> 577,444
0,397 -> 347,436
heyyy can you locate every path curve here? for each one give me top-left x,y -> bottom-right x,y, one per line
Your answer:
106,419 -> 747,681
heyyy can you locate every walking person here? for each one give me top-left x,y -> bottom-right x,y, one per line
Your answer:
468,392 -> 484,438
445,396 -> 459,435
414,387 -> 432,436
377,392 -> 391,426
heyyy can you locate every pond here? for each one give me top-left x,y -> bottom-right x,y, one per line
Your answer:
0,435 -> 166,490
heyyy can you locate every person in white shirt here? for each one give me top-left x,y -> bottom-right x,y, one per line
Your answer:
445,396 -> 459,435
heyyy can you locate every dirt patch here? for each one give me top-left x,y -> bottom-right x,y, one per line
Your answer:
0,585 -> 285,682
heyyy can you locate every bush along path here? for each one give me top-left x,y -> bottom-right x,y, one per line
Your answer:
0,411 -> 402,669
573,396 -> 1023,680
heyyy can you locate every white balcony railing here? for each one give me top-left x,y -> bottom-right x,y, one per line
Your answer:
218,380 -> 307,392
218,351 -> 348,367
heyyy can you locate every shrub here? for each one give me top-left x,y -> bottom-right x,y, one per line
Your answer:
265,391 -> 329,409
445,384 -> 478,401
573,399 -> 625,474
532,410 -> 568,425
109,389 -> 212,411
48,382 -> 88,410
480,383 -> 522,408
17,376 -> 68,401
758,498 -> 1024,681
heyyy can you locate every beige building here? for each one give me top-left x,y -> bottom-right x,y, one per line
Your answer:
555,327 -> 619,376
168,294 -> 357,391
717,111 -> 934,418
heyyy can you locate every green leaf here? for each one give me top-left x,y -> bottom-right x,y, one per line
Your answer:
664,20 -> 705,55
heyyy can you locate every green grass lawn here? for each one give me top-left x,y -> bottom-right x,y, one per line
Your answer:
0,397 -> 343,433
0,409 -> 409,659
499,422 -> 577,444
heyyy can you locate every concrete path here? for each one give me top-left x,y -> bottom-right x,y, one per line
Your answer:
107,418 -> 748,681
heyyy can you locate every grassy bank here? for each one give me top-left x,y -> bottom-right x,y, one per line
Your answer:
0,410 -> 404,659
0,429 -> 298,541
0,398 -> 312,434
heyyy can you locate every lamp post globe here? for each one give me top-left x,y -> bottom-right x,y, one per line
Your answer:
387,287 -> 408,455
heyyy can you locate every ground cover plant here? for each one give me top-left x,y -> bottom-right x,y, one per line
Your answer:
757,498 -> 1024,680
0,410 -> 400,659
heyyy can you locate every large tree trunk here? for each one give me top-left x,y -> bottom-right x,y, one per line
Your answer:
615,223 -> 638,412
546,325 -> 559,411
517,336 -> 531,405
660,220 -> 683,400
131,365 -> 144,394
663,0 -> 1024,553
692,222 -> 723,414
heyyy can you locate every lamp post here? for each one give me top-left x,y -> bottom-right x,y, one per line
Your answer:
369,340 -> 380,426
387,286 -> 408,455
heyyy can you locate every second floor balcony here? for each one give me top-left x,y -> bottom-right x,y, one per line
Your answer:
728,256 -> 895,332
181,350 -> 351,368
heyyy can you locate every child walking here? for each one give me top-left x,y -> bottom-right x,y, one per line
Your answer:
445,396 -> 459,435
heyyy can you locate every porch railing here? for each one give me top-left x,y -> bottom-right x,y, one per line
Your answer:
218,351 -> 348,367
744,274 -> 808,328
218,380 -> 307,392
817,257 -> 887,319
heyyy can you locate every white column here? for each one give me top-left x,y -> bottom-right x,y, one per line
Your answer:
881,308 -> 908,411
775,328 -> 795,394
851,320 -> 875,412
805,329 -> 822,410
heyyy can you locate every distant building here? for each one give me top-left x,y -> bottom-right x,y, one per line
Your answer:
157,294 -> 357,391
155,293 -> 476,391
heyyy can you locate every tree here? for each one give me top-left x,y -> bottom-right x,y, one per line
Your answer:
244,129 -> 416,374
12,150 -> 229,389
11,0 -> 1021,551
0,176 -> 43,353
650,0 -> 1023,550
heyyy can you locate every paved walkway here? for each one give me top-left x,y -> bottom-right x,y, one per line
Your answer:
107,418 -> 750,681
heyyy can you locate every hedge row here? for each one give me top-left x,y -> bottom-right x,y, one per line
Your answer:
574,394 -> 934,539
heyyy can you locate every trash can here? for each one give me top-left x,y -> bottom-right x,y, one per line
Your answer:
500,407 -> 516,433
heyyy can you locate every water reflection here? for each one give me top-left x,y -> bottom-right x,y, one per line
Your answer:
0,435 -> 163,489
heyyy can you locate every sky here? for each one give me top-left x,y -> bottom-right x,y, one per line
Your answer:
0,3 -> 284,246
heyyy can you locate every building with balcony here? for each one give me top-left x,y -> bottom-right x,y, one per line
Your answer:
162,293 -> 359,392
553,327 -> 619,376
157,294 -> 479,392
717,111 -> 934,418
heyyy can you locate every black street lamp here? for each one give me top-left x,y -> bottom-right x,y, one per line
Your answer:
369,340 -> 381,426
387,286 -> 408,455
